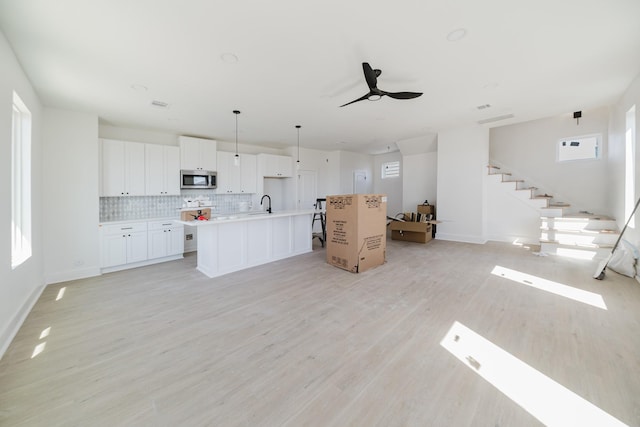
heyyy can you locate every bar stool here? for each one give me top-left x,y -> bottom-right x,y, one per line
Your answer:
312,198 -> 326,247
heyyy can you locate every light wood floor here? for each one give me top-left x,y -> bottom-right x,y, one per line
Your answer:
1,238 -> 640,426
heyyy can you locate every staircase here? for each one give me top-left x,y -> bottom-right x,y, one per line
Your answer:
487,165 -> 618,259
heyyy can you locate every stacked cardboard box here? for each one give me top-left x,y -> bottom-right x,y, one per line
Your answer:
180,208 -> 211,221
389,204 -> 437,243
326,194 -> 387,273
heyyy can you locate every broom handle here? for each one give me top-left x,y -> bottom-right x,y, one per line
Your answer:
610,196 -> 640,254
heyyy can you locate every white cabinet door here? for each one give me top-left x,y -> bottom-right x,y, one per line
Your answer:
259,154 -> 293,178
125,142 -> 146,196
101,139 -> 126,197
147,228 -> 168,259
200,141 -> 218,171
217,151 -> 242,193
101,139 -> 145,196
145,144 -> 165,195
179,136 -> 217,171
240,154 -> 257,193
145,145 -> 180,195
127,231 -> 148,263
164,146 -> 181,195
168,225 -> 185,256
102,234 -> 127,267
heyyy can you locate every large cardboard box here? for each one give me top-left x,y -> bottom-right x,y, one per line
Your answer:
326,194 -> 387,273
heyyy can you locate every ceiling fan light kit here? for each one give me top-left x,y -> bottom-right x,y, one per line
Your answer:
340,62 -> 423,107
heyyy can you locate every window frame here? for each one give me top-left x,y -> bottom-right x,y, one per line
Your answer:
11,91 -> 32,269
381,160 -> 400,179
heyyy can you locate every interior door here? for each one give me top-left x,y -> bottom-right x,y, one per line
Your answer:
353,170 -> 367,194
297,170 -> 317,210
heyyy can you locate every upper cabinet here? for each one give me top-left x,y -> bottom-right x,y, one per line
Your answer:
145,144 -> 180,195
100,139 -> 146,197
179,136 -> 217,171
217,152 -> 257,193
258,154 -> 293,178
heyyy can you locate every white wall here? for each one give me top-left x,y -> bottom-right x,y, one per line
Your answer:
490,107 -> 610,216
373,152 -> 403,216
0,31 -> 45,358
436,127 -> 489,243
338,150 -> 373,195
402,152 -> 437,213
43,109 -> 100,284
609,73 -> 640,249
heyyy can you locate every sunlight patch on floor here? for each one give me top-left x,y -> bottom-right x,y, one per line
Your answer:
440,321 -> 628,427
491,265 -> 607,309
556,247 -> 597,260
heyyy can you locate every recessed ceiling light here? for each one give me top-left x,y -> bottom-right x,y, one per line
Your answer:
447,28 -> 467,42
130,84 -> 148,91
151,100 -> 169,108
221,52 -> 239,63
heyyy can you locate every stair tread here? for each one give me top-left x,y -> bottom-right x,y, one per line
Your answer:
540,227 -> 619,234
503,179 -> 524,183
533,194 -> 553,199
539,240 -> 614,248
542,213 -> 615,220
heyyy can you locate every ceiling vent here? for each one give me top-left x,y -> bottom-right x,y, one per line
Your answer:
478,114 -> 514,125
476,104 -> 491,110
151,100 -> 169,108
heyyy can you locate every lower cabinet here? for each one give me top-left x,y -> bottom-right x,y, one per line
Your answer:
101,222 -> 148,268
148,220 -> 184,259
100,219 -> 184,272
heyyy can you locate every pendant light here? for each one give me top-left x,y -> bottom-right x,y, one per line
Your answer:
295,125 -> 301,170
233,110 -> 241,166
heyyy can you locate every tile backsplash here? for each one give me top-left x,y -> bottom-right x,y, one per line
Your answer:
100,192 -> 253,222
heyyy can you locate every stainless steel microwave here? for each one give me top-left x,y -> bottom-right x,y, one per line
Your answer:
180,170 -> 217,189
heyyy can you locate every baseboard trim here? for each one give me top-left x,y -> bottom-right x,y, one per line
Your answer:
0,284 -> 46,361
101,254 -> 183,274
435,233 -> 488,244
45,266 -> 101,285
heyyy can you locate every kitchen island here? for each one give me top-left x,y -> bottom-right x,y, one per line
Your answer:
178,210 -> 314,278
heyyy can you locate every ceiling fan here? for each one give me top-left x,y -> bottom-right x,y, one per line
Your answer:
340,62 -> 423,107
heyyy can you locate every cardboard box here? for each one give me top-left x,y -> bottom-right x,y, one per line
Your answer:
180,208 -> 211,221
390,221 -> 433,243
417,204 -> 434,215
326,194 -> 387,273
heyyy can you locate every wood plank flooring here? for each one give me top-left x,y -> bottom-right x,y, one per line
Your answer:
1,238 -> 639,426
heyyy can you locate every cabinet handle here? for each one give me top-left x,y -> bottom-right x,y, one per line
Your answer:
121,227 -> 133,230
162,223 -> 172,226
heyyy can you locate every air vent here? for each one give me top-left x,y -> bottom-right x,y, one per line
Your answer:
151,100 -> 169,108
476,104 -> 491,110
478,114 -> 514,125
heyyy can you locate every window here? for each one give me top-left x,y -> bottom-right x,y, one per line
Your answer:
557,134 -> 600,162
11,92 -> 32,268
381,161 -> 400,179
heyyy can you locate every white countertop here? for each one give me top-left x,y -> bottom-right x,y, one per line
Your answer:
99,216 -> 179,226
178,209 -> 315,226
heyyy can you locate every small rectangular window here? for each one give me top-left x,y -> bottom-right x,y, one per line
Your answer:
382,161 -> 400,179
557,134 -> 600,162
12,91 -> 32,268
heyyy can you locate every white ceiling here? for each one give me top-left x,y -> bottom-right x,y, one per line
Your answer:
1,0 -> 639,154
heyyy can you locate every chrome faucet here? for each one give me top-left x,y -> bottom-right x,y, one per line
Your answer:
260,194 -> 272,213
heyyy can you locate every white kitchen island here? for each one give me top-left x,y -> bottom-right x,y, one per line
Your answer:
178,210 -> 314,278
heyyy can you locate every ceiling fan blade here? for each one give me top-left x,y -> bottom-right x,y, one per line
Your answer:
384,91 -> 423,100
339,93 -> 370,107
362,63 -> 378,90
